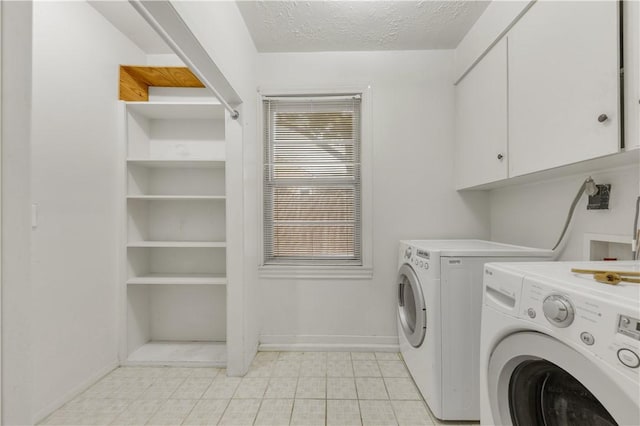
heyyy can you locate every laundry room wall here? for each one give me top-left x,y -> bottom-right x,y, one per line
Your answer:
490,165 -> 640,260
30,2 -> 146,421
255,51 -> 491,349
2,2 -> 34,424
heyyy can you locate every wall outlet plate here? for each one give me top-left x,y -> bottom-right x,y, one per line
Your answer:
587,184 -> 611,210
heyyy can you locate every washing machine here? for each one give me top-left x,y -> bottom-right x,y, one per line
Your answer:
480,261 -> 640,425
396,240 -> 552,421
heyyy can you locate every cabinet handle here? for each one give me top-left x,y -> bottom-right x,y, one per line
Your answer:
497,153 -> 504,160
598,114 -> 609,123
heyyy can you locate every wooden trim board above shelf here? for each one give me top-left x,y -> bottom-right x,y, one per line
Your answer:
119,66 -> 205,101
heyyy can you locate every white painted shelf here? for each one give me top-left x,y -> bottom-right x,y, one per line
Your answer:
127,273 -> 227,286
125,101 -> 225,120
127,159 -> 225,168
127,241 -> 226,248
127,195 -> 226,201
123,99 -> 228,367
126,341 -> 227,367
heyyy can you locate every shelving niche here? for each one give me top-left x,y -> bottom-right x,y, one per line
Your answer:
123,100 -> 228,366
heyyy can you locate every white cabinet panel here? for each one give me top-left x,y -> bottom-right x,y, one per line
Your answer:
455,39 -> 508,189
508,1 -> 620,177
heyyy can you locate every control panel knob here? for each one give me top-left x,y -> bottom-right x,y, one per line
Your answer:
405,247 -> 412,259
542,294 -> 575,328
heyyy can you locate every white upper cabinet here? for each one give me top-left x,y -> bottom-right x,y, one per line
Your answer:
455,39 -> 508,189
507,1 -> 620,177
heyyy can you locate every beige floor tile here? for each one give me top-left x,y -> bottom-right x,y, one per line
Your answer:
146,399 -> 197,425
384,378 -> 422,400
327,360 -> 354,377
391,400 -> 434,425
254,351 -> 280,362
295,377 -> 326,399
218,399 -> 261,425
40,351 -> 431,426
254,398 -> 294,426
327,377 -> 357,399
63,398 -> 129,414
182,399 -> 229,425
117,399 -> 162,414
302,352 -> 328,361
234,377 -> 269,398
202,376 -> 242,399
300,359 -> 328,377
188,367 -> 222,378
272,360 -> 301,377
290,399 -> 326,426
327,352 -> 352,361
171,377 -> 214,399
378,361 -> 410,378
327,399 -> 362,426
356,377 -> 389,400
246,360 -> 276,378
351,352 -> 376,361
278,352 -> 304,361
353,360 -> 382,377
375,353 -> 401,361
264,377 -> 298,399
111,411 -> 156,425
359,400 -> 398,426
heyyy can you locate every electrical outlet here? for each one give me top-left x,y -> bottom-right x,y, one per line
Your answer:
587,184 -> 611,210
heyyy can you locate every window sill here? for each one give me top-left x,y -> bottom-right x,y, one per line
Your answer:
258,265 -> 373,280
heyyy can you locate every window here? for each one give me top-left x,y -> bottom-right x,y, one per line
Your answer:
262,95 -> 362,266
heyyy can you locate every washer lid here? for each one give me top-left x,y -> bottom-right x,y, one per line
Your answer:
401,239 -> 552,258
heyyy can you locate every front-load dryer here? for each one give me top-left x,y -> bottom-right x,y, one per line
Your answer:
396,240 -> 552,421
480,261 -> 640,426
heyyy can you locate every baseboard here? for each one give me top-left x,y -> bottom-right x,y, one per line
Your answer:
259,334 -> 399,352
33,360 -> 119,424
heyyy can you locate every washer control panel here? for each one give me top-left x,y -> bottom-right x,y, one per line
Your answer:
520,277 -> 640,378
398,243 -> 430,271
618,315 -> 640,341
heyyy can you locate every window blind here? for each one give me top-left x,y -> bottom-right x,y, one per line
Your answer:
263,95 -> 362,265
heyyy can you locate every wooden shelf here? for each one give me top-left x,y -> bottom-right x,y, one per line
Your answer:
126,341 -> 226,367
125,101 -> 224,120
127,241 -> 226,248
127,273 -> 227,286
127,159 -> 225,168
127,195 -> 225,201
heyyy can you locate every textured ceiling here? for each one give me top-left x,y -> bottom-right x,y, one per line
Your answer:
237,1 -> 490,52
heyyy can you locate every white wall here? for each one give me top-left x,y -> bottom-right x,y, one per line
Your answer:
31,2 -> 146,420
170,0 -> 259,374
256,51 -> 491,348
1,2 -> 33,424
490,166 -> 640,260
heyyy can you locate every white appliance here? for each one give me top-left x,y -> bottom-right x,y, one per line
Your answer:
396,240 -> 552,421
480,261 -> 640,426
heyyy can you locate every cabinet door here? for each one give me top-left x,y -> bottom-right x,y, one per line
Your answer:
455,38 -> 508,189
508,1 -> 620,177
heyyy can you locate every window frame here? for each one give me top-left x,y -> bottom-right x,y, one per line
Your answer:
257,86 -> 373,280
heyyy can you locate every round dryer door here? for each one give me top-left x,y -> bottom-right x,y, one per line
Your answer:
397,263 -> 426,348
487,332 -> 638,426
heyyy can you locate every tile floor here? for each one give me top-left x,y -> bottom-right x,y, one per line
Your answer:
40,352 -> 479,426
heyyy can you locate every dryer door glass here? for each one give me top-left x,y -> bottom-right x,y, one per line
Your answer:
509,361 -> 617,426
397,264 -> 426,348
